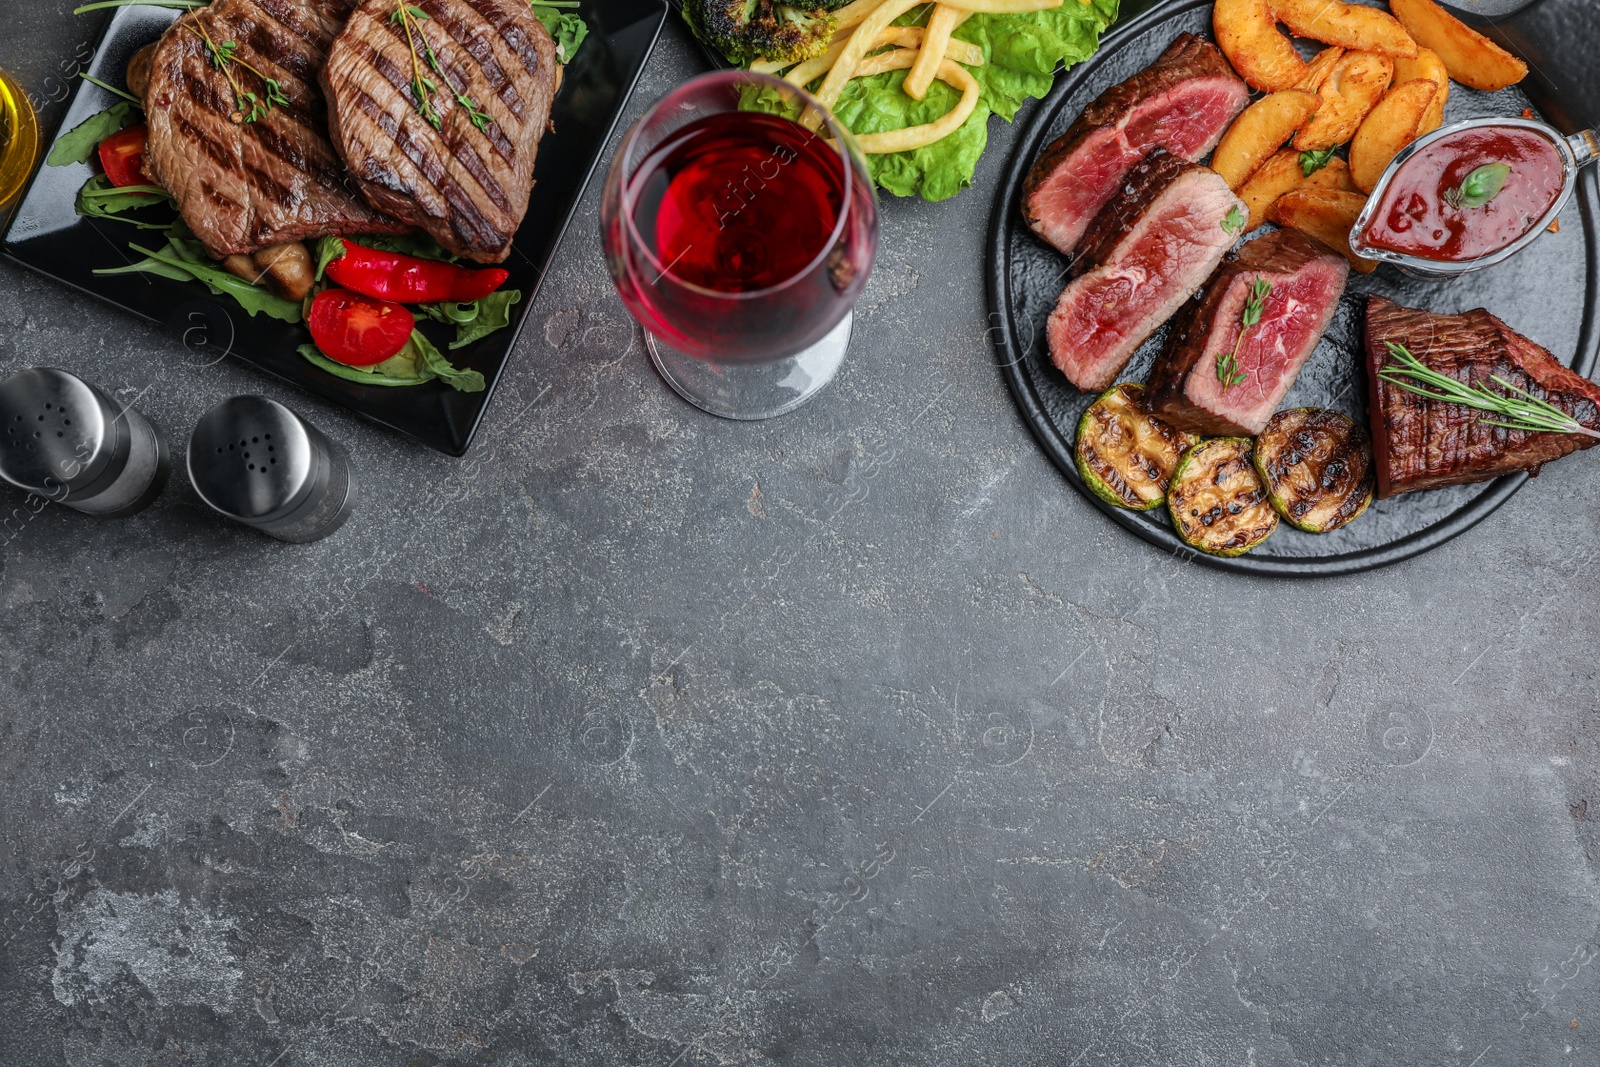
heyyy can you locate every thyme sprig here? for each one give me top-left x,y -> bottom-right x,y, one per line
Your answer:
392,2 -> 494,132
1218,276 -> 1270,390
186,18 -> 289,124
1379,341 -> 1600,440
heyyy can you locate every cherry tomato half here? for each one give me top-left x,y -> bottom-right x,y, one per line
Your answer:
308,290 -> 414,367
98,126 -> 149,188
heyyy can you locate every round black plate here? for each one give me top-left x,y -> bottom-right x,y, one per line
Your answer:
988,0 -> 1600,576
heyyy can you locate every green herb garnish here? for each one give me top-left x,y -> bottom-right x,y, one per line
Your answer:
46,101 -> 139,167
95,238 -> 303,323
1444,163 -> 1511,211
298,329 -> 486,392
187,19 -> 290,124
1218,276 -> 1270,390
1299,147 -> 1337,177
1221,203 -> 1247,237
75,175 -> 173,228
392,3 -> 444,129
528,1 -> 589,64
1379,341 -> 1600,439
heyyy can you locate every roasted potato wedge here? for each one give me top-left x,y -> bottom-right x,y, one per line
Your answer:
1238,150 -> 1357,233
1215,0 -> 1307,92
1393,48 -> 1450,133
1389,0 -> 1527,92
1295,46 -> 1346,92
1294,51 -> 1395,152
1268,188 -> 1378,274
1350,79 -> 1437,193
1212,90 -> 1321,189
1272,0 -> 1418,58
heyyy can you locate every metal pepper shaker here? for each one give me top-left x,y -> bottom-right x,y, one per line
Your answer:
186,396 -> 356,543
0,368 -> 170,517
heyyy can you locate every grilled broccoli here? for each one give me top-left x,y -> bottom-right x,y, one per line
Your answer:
682,0 -> 848,67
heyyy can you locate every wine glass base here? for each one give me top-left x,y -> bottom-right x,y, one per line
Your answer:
646,313 -> 852,421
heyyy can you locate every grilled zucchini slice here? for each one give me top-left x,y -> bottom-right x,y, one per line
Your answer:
1168,438 -> 1279,556
1074,383 -> 1200,511
1253,408 -> 1375,533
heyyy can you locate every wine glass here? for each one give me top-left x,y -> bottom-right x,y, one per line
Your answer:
602,71 -> 878,420
0,69 -> 41,208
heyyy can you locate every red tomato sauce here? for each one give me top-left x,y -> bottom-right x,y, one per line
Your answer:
1361,126 -> 1564,261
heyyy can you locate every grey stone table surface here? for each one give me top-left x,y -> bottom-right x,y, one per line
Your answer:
2,4 -> 1598,1066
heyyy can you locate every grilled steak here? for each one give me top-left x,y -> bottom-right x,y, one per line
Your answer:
1023,34 -> 1249,257
1364,296 -> 1600,497
1146,230 -> 1349,436
322,0 -> 559,264
1047,151 -> 1244,393
143,0 -> 408,258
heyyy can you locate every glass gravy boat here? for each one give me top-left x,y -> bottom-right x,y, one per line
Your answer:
1349,116 -> 1599,279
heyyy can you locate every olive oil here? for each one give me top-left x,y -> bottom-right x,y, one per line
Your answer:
0,70 -> 41,207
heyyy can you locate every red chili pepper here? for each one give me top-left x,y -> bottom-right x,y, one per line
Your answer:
324,239 -> 509,304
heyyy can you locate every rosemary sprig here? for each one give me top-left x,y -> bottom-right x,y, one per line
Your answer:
392,3 -> 443,129
1218,276 -> 1270,390
186,19 -> 290,124
1379,341 -> 1600,440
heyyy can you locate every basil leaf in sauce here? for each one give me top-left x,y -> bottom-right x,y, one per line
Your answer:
1444,163 -> 1512,210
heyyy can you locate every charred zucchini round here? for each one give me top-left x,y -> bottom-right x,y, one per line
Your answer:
1168,438 -> 1279,556
1074,383 -> 1200,511
1253,408 -> 1375,533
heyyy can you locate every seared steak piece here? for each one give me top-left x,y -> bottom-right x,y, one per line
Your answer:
1047,151 -> 1244,393
1146,230 -> 1349,436
322,0 -> 559,264
1023,34 -> 1249,257
1364,296 -> 1600,498
143,0 -> 408,258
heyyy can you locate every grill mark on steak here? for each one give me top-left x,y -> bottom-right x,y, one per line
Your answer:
143,0 -> 407,257
323,0 -> 558,263
1146,230 -> 1349,437
1364,296 -> 1600,497
1023,34 -> 1249,257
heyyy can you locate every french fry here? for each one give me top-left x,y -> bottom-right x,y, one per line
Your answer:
852,57 -> 982,154
1214,0 -> 1307,92
784,27 -> 983,89
811,0 -> 927,118
1271,0 -> 1418,59
1295,46 -> 1345,92
1389,0 -> 1528,92
832,0 -> 895,37
1393,48 -> 1450,133
1349,79 -> 1437,193
1238,150 -> 1357,233
1211,90 -> 1321,189
906,5 -> 963,100
1294,51 -> 1395,152
1268,188 -> 1378,273
920,0 -> 1067,10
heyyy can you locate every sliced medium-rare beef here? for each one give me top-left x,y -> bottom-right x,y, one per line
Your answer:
1364,296 -> 1600,498
1023,34 -> 1249,257
143,0 -> 408,258
322,0 -> 559,264
1047,151 -> 1244,393
1146,230 -> 1349,436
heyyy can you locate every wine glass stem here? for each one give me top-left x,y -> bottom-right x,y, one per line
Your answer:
1571,129 -> 1600,168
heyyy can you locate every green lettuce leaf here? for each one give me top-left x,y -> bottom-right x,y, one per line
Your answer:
528,3 -> 589,64
46,101 -> 138,167
792,0 -> 1120,202
297,329 -> 486,392
94,238 -> 303,322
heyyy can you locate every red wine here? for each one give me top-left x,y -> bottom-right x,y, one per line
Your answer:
632,112 -> 844,293
606,110 -> 875,362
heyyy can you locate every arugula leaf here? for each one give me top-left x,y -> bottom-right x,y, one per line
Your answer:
298,329 -> 485,392
313,234 -> 347,281
95,239 -> 303,323
75,174 -> 173,229
528,3 -> 589,64
411,329 -> 486,391
47,101 -> 138,167
352,232 -> 459,263
1445,163 -> 1512,210
453,290 -> 521,349
1299,147 -> 1337,177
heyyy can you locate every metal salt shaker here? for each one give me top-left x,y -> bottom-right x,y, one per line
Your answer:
187,396 -> 356,543
0,367 -> 170,517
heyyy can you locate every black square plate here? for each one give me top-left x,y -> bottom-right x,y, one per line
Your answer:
1,0 -> 668,456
